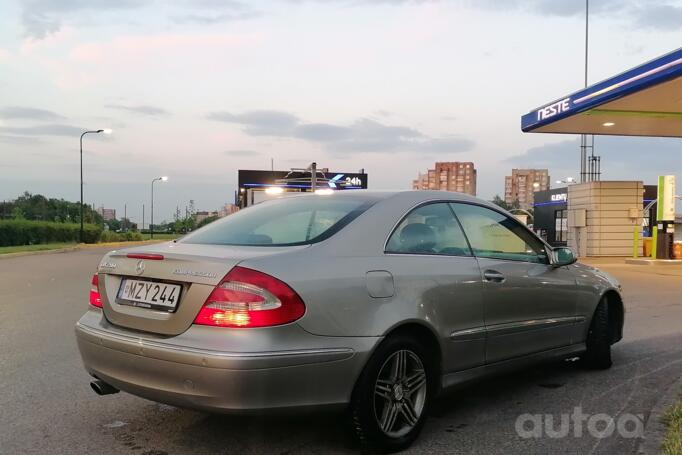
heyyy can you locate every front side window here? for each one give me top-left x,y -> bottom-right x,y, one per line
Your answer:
181,196 -> 374,246
386,203 -> 472,256
450,203 -> 548,264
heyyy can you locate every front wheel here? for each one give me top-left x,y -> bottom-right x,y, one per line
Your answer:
349,335 -> 434,453
581,300 -> 613,369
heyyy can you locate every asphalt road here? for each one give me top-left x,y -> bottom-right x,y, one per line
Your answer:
1,248 -> 681,455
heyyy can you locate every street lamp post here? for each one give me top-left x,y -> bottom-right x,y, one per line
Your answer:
80,129 -> 111,243
150,176 -> 168,239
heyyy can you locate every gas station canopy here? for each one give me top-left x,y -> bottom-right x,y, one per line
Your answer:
521,47 -> 682,138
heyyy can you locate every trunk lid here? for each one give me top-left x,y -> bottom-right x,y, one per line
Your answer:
97,241 -> 306,335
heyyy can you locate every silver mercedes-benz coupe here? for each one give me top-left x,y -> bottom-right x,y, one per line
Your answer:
76,190 -> 624,452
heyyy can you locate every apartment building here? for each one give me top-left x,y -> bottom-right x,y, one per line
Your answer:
412,162 -> 477,196
504,169 -> 550,209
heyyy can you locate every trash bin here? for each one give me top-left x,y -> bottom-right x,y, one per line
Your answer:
643,237 -> 653,257
673,241 -> 682,260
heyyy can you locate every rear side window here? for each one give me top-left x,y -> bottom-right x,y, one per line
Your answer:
450,203 -> 548,264
181,196 -> 374,246
386,203 -> 472,256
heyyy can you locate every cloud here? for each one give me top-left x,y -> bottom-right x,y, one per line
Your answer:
21,11 -> 61,40
531,0 -> 620,17
316,0 -> 615,15
19,0 -> 258,39
20,0 -> 146,39
171,1 -> 261,24
290,0 -> 682,35
0,124 -> 85,137
0,106 -> 66,121
472,0 -> 622,17
208,109 -> 474,154
293,123 -> 353,141
207,110 -> 301,136
469,0 -> 680,31
0,135 -> 44,145
295,118 -> 425,152
295,0 -> 439,4
105,104 -> 170,116
16,0 -> 680,40
634,3 -> 682,30
507,136 -> 682,180
68,32 -> 262,66
171,12 -> 260,24
412,136 -> 475,154
224,149 -> 260,156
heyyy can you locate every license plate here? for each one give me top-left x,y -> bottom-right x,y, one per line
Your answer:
117,279 -> 182,311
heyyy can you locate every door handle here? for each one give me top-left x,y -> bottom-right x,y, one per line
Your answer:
483,270 -> 505,283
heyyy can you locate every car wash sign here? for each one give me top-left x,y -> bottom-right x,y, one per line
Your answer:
238,169 -> 368,191
657,175 -> 676,222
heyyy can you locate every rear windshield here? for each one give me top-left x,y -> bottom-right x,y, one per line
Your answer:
180,196 -> 375,246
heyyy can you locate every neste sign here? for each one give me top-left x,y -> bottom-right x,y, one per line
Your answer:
537,98 -> 571,121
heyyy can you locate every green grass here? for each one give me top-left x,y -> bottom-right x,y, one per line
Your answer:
0,235 -> 177,254
0,242 -> 77,255
142,233 -> 180,240
662,395 -> 682,455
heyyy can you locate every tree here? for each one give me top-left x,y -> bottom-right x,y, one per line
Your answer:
491,195 -> 520,211
4,192 -> 103,225
196,215 -> 219,229
120,218 -> 137,231
169,200 -> 197,233
104,218 -> 122,232
11,207 -> 25,220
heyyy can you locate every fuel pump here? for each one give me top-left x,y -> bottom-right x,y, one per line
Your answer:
653,176 -> 676,260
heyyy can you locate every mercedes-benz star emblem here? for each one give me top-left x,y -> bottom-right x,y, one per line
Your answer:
135,260 -> 145,275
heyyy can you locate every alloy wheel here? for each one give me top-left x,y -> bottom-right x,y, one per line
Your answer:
373,349 -> 427,438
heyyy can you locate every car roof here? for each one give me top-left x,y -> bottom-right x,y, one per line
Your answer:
291,189 -> 485,205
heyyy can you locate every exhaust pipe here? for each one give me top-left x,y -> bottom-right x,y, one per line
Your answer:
90,380 -> 119,396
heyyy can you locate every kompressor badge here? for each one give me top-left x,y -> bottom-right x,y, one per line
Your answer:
172,268 -> 218,279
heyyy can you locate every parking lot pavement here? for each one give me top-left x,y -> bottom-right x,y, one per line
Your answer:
1,249 -> 681,454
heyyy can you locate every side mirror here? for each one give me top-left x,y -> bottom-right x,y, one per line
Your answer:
552,247 -> 577,267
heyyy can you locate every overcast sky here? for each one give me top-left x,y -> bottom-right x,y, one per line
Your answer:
1,0 -> 681,223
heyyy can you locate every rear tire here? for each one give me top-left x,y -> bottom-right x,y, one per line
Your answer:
581,299 -> 613,370
349,335 -> 435,453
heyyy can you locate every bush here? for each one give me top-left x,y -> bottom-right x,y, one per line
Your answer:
0,220 -> 102,246
100,230 -> 143,243
82,224 -> 102,243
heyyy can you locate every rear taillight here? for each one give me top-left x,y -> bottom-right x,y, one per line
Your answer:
89,273 -> 102,308
126,253 -> 164,260
194,266 -> 305,328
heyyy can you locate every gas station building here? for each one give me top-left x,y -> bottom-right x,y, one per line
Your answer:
522,47 -> 681,258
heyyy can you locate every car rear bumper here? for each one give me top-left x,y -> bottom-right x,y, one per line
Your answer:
75,309 -> 379,413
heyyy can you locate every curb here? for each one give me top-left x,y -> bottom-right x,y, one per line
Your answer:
625,258 -> 682,266
0,246 -> 81,259
0,240 -> 168,260
637,375 -> 682,455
